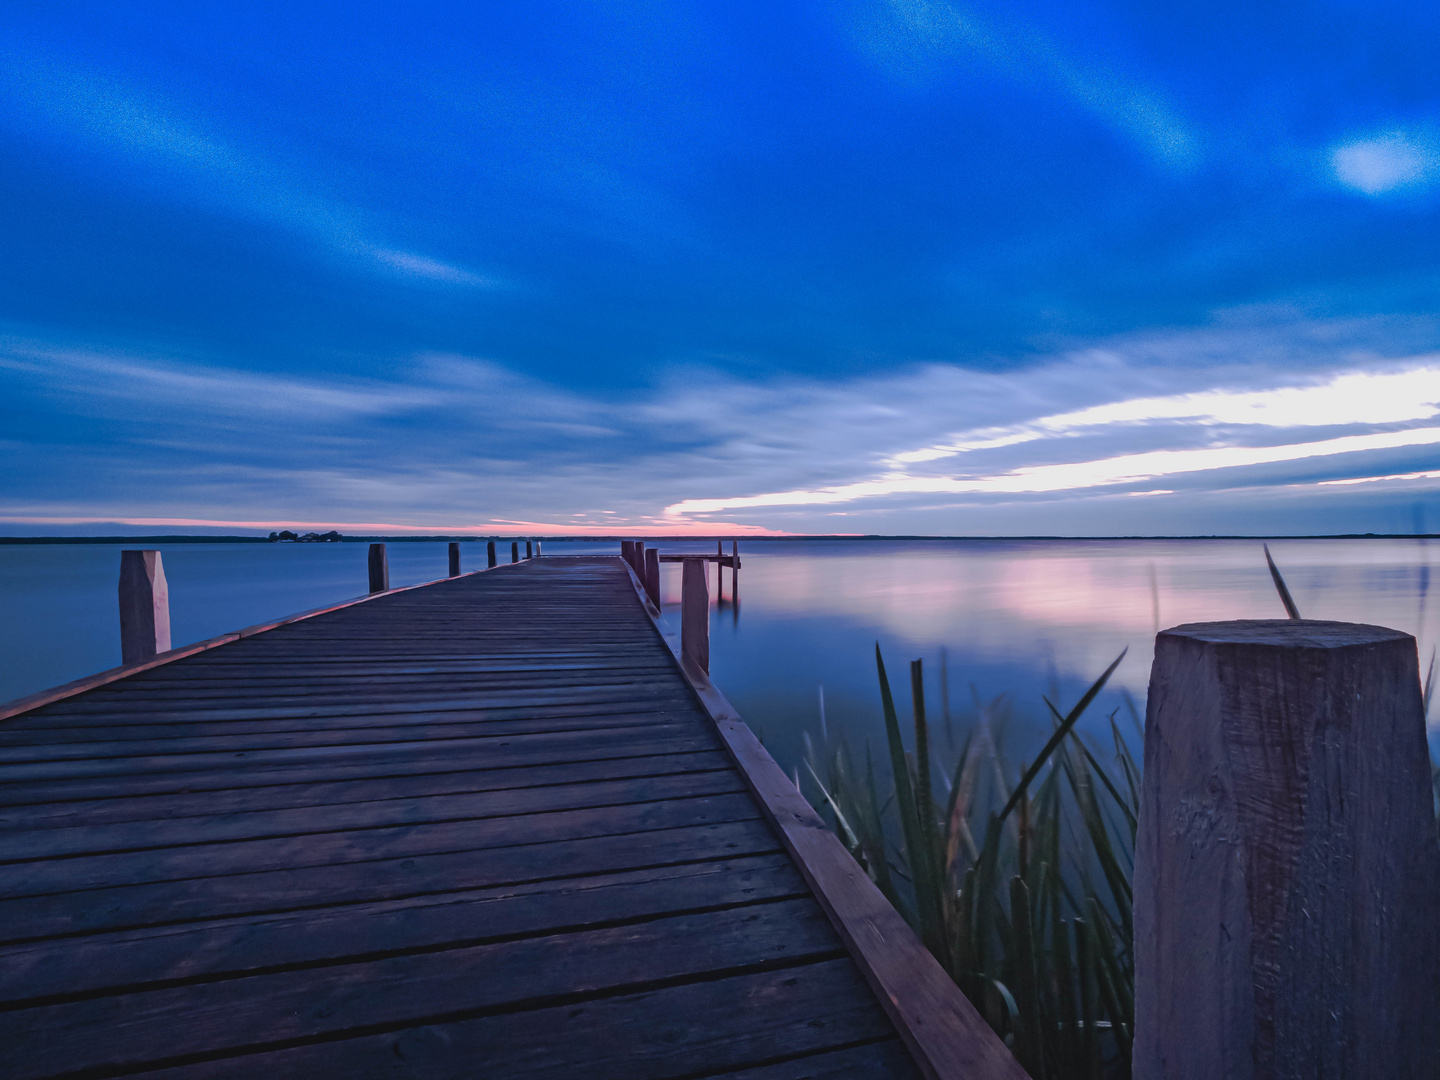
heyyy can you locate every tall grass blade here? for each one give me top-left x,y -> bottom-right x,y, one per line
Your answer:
999,649 -> 1127,823
1264,543 -> 1301,619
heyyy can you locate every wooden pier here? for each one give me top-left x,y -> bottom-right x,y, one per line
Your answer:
0,555 -> 1014,1080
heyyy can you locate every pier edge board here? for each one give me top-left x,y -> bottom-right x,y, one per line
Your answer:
614,554 -> 1027,1080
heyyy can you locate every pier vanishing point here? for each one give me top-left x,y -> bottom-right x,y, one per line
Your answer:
0,551 -> 1020,1080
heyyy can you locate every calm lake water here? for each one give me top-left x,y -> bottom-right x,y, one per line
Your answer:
3,538 -> 1437,774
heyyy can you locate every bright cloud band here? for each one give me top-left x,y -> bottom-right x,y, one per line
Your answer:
666,425 -> 1440,516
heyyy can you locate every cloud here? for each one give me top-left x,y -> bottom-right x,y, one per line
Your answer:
852,0 -> 1197,168
888,363 -> 1440,466
6,315 -> 1440,533
0,47 -> 497,286
1331,131 -> 1438,195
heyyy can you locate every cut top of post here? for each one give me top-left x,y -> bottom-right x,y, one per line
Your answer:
1160,619 -> 1410,649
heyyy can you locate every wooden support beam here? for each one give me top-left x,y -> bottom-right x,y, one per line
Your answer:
367,543 -> 389,594
487,540 -> 497,568
621,540 -> 634,572
511,541 -> 519,564
1135,619 -> 1440,1079
526,540 -> 533,559
118,550 -> 171,666
681,558 -> 709,677
644,547 -> 660,608
447,542 -> 461,578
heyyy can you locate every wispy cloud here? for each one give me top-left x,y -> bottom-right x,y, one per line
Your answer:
0,47 -> 496,286
851,0 -> 1197,167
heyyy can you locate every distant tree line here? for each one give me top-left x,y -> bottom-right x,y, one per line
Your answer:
268,530 -> 343,543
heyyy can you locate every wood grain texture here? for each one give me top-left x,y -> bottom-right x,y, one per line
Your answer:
617,555 -> 1024,1080
0,557 -> 921,1079
1135,619 -> 1440,1080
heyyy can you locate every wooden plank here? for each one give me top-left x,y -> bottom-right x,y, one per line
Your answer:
0,792 -> 763,899
0,750 -> 734,831
0,771 -> 747,862
0,854 -> 806,1006
616,558 -> 1025,1080
0,721 -> 714,785
1,900 -> 846,1080
0,729 -> 720,808
0,819 -> 782,943
123,959 -> 906,1080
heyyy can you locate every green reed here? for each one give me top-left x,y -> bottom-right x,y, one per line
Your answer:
802,546 -> 1440,1078
802,646 -> 1136,1079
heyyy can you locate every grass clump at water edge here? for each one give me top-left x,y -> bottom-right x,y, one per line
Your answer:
802,646 -> 1137,1080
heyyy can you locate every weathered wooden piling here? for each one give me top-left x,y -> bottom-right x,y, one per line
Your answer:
1134,619 -> 1440,1080
681,558 -> 709,676
487,540 -> 497,568
635,541 -> 646,578
526,540 -> 533,559
644,547 -> 660,607
118,550 -> 171,665
367,543 -> 388,593
448,542 -> 461,577
511,541 -> 519,564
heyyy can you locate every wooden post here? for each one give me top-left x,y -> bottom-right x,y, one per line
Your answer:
716,539 -> 724,602
448,542 -> 460,577
732,539 -> 740,603
1135,620 -> 1440,1080
634,541 -> 645,578
621,540 -> 634,571
487,540 -> 497,568
118,550 -> 170,665
511,541 -> 519,564
644,547 -> 660,607
681,558 -> 709,676
536,539 -> 542,557
368,543 -> 389,593
526,539 -> 533,560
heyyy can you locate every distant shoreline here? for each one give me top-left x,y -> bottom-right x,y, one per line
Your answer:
4,533 -> 1438,545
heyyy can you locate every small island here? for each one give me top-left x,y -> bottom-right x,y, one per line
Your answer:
267,530 -> 343,543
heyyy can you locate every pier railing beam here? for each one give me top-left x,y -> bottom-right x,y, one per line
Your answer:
644,547 -> 660,607
1135,619 -> 1440,1080
448,542 -> 461,577
368,543 -> 389,593
680,557 -> 709,676
118,550 -> 171,665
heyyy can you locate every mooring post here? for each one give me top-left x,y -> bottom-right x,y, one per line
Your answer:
681,557 -> 709,676
368,543 -> 389,593
526,540 -> 533,559
536,539 -> 542,557
118,550 -> 171,665
1134,620 -> 1440,1080
732,539 -> 740,603
634,541 -> 645,578
448,542 -> 461,577
487,540 -> 497,568
621,540 -> 633,571
644,547 -> 660,607
511,541 -> 519,564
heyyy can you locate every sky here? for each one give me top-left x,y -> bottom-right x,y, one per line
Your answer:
4,0 -> 1440,537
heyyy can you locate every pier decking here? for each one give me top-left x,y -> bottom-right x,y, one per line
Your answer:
0,556 -> 1011,1079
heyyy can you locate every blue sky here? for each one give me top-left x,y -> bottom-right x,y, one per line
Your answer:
4,0 -> 1440,535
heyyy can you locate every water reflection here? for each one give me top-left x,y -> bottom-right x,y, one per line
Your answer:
2,537 -> 1434,779
618,537 -> 1439,776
